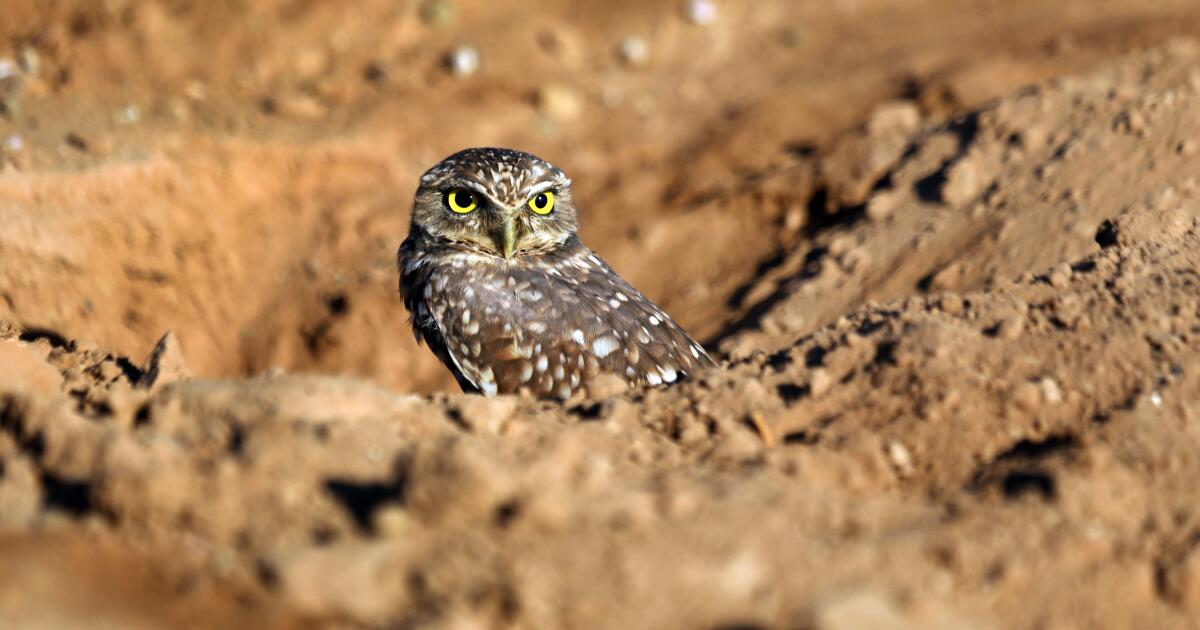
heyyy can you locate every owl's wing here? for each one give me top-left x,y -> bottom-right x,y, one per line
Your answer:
430,250 -> 714,399
565,252 -> 716,385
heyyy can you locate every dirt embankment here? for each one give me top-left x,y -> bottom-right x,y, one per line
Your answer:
3,1 -> 1200,629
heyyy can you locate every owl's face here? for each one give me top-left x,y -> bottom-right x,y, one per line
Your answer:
410,148 -> 578,259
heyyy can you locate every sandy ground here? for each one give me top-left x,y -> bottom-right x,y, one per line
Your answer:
3,1 -> 1200,628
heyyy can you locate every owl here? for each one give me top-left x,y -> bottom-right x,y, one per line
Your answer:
398,147 -> 714,400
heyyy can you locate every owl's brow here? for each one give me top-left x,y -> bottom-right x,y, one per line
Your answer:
519,180 -> 559,200
438,179 -> 492,198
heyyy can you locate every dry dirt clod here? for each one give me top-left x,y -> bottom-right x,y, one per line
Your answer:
812,591 -> 914,630
996,314 -> 1025,340
585,372 -> 629,399
808,368 -> 833,398
455,395 -> 516,434
867,189 -> 903,221
942,158 -> 981,206
0,340 -> 64,395
1047,264 -> 1072,288
867,101 -> 922,138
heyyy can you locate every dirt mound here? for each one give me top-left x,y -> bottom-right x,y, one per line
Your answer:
5,1 -> 1200,628
4,205 -> 1199,628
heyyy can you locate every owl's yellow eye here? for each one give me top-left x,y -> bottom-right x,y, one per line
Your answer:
528,191 -> 555,215
446,189 -> 479,214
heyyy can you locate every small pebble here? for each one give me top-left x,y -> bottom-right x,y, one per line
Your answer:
535,83 -> 583,121
866,190 -> 901,221
942,158 -> 980,206
0,59 -> 22,102
373,506 -> 412,538
420,0 -> 455,26
116,104 -> 141,124
1039,377 -> 1062,403
617,36 -> 649,66
813,591 -> 909,630
996,314 -> 1024,340
1012,381 -> 1042,411
808,368 -> 833,398
185,79 -> 208,101
682,0 -> 718,25
447,46 -> 481,77
887,441 -> 914,476
937,294 -> 964,315
1047,264 -> 1071,288
17,47 -> 39,76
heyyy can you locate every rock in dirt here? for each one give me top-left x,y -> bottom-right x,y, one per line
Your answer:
813,591 -> 913,630
137,331 -> 191,390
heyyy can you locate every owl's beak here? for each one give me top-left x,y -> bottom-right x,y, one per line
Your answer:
499,216 -> 517,260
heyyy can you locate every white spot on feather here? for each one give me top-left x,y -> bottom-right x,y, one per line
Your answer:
571,329 -> 585,345
591,336 -> 619,358
659,365 -> 677,383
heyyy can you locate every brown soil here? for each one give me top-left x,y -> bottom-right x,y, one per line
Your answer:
2,1 -> 1200,628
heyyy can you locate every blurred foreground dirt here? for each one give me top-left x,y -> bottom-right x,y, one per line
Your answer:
3,1 -> 1200,628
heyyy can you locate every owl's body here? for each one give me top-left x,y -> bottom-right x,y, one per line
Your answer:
399,148 -> 712,399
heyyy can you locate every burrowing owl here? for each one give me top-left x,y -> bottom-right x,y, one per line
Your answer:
398,147 -> 713,399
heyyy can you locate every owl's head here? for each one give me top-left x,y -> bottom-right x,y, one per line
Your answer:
410,148 -> 578,259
